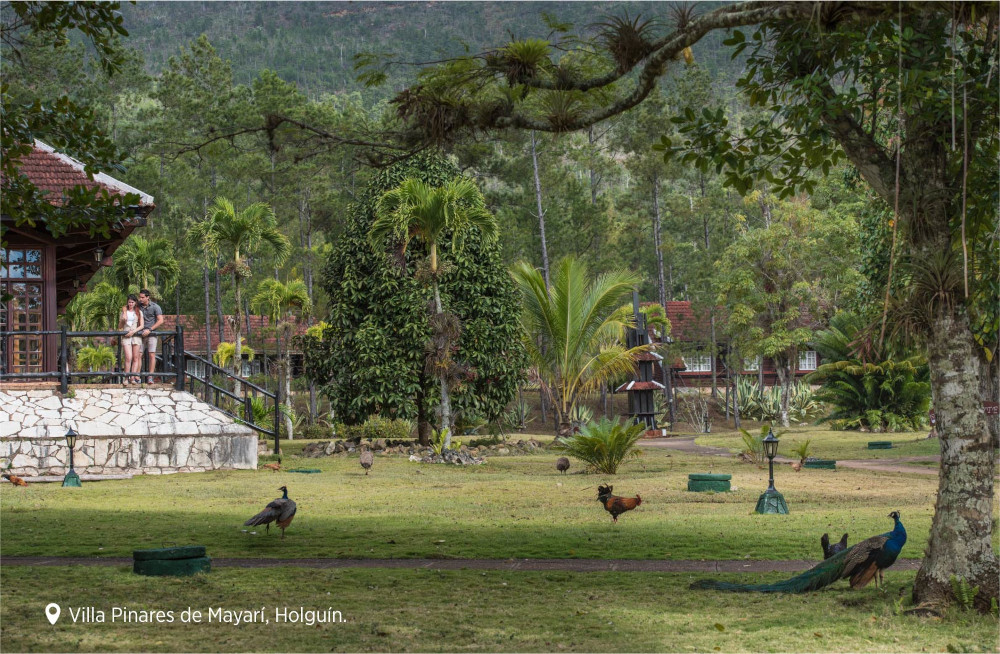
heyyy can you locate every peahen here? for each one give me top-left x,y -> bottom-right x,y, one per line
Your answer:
821,532 -> 849,559
692,511 -> 906,593
244,485 -> 297,539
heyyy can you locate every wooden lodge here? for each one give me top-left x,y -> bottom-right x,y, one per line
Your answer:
1,141 -> 155,376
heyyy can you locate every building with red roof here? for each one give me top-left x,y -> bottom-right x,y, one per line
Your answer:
2,140 -> 155,375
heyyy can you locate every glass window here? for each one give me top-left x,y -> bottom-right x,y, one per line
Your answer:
799,350 -> 818,371
684,354 -> 713,372
743,356 -> 760,371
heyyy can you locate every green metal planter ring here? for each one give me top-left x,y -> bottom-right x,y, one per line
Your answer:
867,441 -> 893,450
687,473 -> 732,492
803,459 -> 837,470
133,546 -> 210,576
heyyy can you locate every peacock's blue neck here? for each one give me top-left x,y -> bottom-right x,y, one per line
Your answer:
885,518 -> 907,552
281,488 -> 289,500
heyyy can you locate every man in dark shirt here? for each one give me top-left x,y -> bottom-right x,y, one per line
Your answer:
138,289 -> 164,383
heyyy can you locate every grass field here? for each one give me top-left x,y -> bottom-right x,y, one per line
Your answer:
4,435 -> 997,653
2,566 -> 996,653
696,426 -> 941,461
0,443 -> 942,561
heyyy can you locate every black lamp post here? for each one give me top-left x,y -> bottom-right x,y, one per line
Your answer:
62,427 -> 82,487
755,427 -> 788,514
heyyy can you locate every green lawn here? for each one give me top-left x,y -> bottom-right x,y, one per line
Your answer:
1,444 -> 942,561
2,566 -> 996,653
696,426 -> 941,461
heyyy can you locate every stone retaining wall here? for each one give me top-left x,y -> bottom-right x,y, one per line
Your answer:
0,388 -> 257,477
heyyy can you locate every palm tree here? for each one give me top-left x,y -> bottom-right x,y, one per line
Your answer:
512,256 -> 650,437
109,235 -> 179,299
78,281 -> 126,331
252,278 -> 311,446
369,177 -> 498,445
190,197 -> 291,386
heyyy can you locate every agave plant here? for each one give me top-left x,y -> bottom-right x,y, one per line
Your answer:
555,417 -> 644,475
568,403 -> 594,431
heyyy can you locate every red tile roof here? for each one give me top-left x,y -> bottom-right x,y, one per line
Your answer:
160,315 -> 312,354
644,301 -> 715,344
8,140 -> 155,207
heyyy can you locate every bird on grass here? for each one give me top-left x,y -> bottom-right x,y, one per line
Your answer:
2,473 -> 28,487
692,511 -> 906,593
555,457 -> 570,474
360,447 -> 373,475
244,485 -> 297,539
597,484 -> 642,523
821,532 -> 849,559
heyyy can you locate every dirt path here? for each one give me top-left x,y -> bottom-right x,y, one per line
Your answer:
0,555 -> 923,573
646,437 -> 941,475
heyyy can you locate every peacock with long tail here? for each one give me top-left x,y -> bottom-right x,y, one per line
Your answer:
691,511 -> 906,593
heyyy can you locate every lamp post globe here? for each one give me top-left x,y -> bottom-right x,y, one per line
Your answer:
62,427 -> 81,487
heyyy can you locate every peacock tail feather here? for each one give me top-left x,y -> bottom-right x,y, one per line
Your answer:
691,548 -> 851,593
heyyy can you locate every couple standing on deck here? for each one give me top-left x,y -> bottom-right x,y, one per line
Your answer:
118,289 -> 164,385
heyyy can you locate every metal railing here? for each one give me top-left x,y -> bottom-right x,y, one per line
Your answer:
0,326 -> 278,441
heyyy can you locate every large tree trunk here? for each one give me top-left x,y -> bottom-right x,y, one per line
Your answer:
214,257 -> 225,345
913,313 -> 998,612
416,367 -> 432,446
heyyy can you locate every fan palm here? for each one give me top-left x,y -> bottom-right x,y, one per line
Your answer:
512,256 -> 650,436
78,281 -> 126,331
190,198 -> 291,384
109,235 -> 179,299
369,177 -> 498,446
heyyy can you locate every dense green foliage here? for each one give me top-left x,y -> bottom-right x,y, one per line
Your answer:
808,313 -> 931,432
304,154 -> 525,434
556,417 -> 645,474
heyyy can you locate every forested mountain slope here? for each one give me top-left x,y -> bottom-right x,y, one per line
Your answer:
122,1 -> 742,96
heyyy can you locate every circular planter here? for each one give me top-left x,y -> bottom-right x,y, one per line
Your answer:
133,546 -> 206,561
133,546 -> 210,577
688,473 -> 732,492
803,459 -> 837,470
867,441 -> 893,450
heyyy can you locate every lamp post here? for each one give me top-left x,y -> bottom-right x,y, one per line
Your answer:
62,427 -> 82,487
755,427 -> 788,514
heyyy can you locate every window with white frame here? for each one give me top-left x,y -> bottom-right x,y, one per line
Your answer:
743,356 -> 761,372
799,350 -> 818,370
684,354 -> 713,372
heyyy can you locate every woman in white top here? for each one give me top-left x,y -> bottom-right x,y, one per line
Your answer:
119,294 -> 144,384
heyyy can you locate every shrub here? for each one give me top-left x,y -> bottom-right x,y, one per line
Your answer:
738,425 -> 787,465
335,415 -> 414,441
730,377 -> 820,423
75,344 -> 116,372
808,312 -> 930,432
790,439 -> 813,464
504,398 -> 533,431
555,417 -> 644,474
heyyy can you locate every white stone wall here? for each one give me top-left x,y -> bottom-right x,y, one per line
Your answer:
0,388 -> 257,476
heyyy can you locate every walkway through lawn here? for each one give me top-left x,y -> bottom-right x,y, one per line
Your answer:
2,556 -> 923,572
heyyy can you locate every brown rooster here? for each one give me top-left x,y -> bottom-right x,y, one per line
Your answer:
261,462 -> 281,472
597,484 -> 641,523
3,473 -> 28,487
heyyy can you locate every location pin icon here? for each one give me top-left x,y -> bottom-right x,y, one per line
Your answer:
45,603 -> 60,625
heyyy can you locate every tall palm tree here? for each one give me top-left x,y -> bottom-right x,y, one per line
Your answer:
252,278 -> 311,446
369,177 -> 498,444
512,256 -> 650,437
190,197 -> 291,385
109,235 -> 180,299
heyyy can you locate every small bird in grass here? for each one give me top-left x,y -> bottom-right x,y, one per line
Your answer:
2,473 -> 28,487
555,457 -> 570,474
360,447 -> 374,475
261,457 -> 281,472
244,485 -> 297,539
821,532 -> 849,559
597,484 -> 642,523
692,511 -> 906,593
